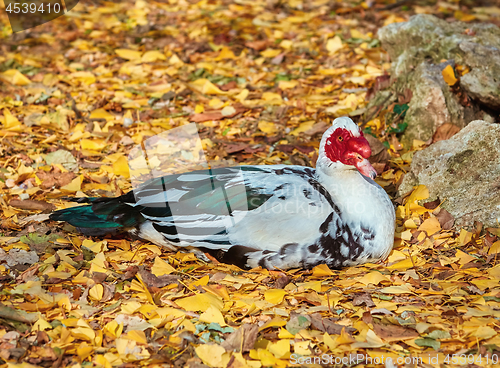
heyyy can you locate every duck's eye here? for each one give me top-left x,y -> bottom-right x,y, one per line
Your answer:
338,136 -> 343,142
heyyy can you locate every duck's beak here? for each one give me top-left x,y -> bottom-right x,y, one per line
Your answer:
345,136 -> 376,179
355,158 -> 377,180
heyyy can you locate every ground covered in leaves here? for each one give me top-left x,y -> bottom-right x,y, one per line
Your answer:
1,0 -> 500,367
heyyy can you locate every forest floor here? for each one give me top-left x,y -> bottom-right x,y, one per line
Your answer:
1,0 -> 500,367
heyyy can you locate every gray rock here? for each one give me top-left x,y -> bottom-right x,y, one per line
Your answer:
402,61 -> 465,145
369,14 -> 500,144
399,120 -> 500,227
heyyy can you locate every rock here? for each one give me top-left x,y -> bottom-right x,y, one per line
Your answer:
402,61 -> 465,145
367,14 -> 500,145
399,120 -> 500,227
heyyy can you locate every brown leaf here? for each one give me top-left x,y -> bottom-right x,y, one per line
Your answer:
372,323 -> 419,342
122,265 -> 139,280
398,88 -> 413,104
221,324 -> 258,352
276,144 -> 315,155
432,123 -> 461,143
36,170 -> 76,189
303,121 -> 330,137
219,81 -> 238,91
273,276 -> 291,289
245,40 -> 268,51
435,208 -> 455,230
0,303 -> 38,323
424,198 -> 440,210
10,199 -> 56,212
190,105 -> 246,123
222,143 -> 248,154
365,134 -> 391,164
352,293 -> 375,307
138,266 -> 178,288
309,313 -> 356,335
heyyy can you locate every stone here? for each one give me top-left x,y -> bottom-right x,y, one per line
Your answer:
399,120 -> 500,228
367,14 -> 500,145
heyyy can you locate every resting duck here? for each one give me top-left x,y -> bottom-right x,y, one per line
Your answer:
50,117 -> 395,270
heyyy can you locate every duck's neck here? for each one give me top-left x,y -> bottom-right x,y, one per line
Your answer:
316,155 -> 384,223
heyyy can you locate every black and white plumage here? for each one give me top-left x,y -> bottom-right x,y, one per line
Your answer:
50,117 -> 395,270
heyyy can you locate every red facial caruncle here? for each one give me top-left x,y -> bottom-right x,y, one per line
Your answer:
324,128 -> 377,179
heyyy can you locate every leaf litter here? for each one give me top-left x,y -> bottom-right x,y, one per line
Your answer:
1,0 -> 500,367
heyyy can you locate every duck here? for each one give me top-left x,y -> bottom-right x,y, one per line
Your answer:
50,117 -> 396,270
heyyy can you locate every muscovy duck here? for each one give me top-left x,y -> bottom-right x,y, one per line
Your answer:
50,117 -> 395,270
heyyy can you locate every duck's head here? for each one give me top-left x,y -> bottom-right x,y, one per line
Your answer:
319,117 -> 378,180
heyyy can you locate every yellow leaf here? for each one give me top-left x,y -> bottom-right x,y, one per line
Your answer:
81,139 -> 108,150
442,65 -> 458,86
258,121 -> 277,134
126,330 -> 147,344
199,305 -> 226,326
387,257 -> 425,270
2,109 -> 22,129
407,185 -> 429,203
195,344 -> 229,367
290,120 -> 315,136
261,49 -> 281,58
89,284 -> 104,301
351,29 -> 370,39
215,47 -> 237,60
116,49 -> 143,60
76,342 -> 93,360
278,328 -> 295,338
357,271 -> 390,286
380,284 -> 414,294
258,317 -> 287,331
418,217 -> 441,236
326,36 -> 343,54
488,240 -> 500,255
264,289 -> 287,305
262,92 -> 282,103
323,332 -> 337,350
190,79 -> 225,95
278,80 -> 298,90
70,71 -> 96,85
456,249 -> 475,266
221,105 -> 236,116
60,175 -> 83,192
294,340 -> 312,355
71,327 -> 96,342
175,293 -> 223,312
268,339 -> 290,358
280,40 -> 293,49
251,348 -> 278,366
89,108 -> 114,121
82,239 -> 108,253
32,317 -> 53,332
458,228 -> 473,246
471,326 -> 497,340
1,69 -> 31,85
404,218 -> 418,229
352,329 -> 385,348
195,104 -> 205,113
142,50 -> 166,62
471,274 -> 498,290
192,275 -> 209,287
312,264 -> 333,277
112,155 -> 130,178
151,256 -> 175,276
296,281 -> 322,292
104,320 -> 123,338
235,89 -> 249,101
